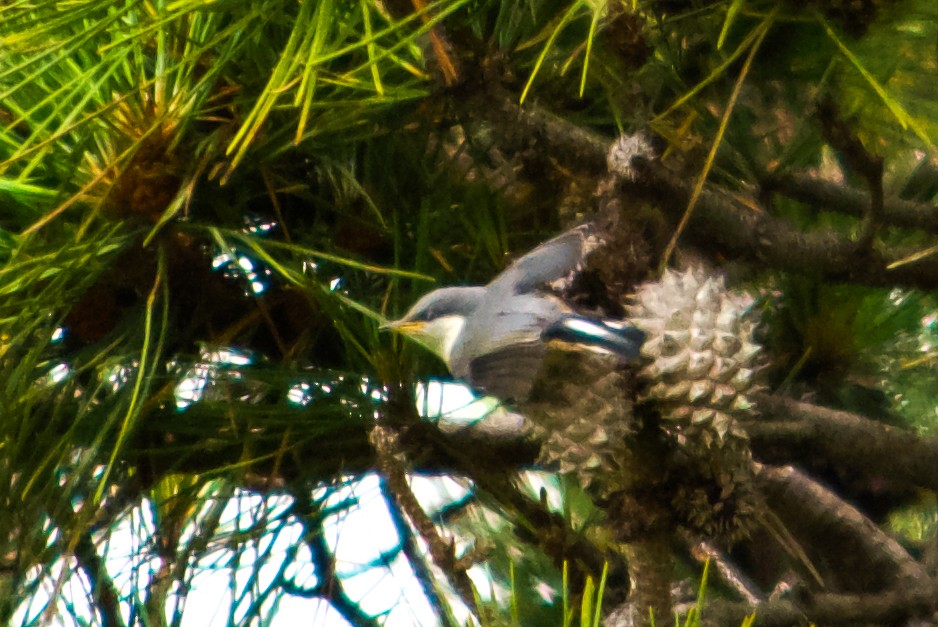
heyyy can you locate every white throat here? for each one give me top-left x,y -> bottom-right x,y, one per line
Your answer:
421,315 -> 467,366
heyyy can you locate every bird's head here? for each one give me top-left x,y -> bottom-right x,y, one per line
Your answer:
382,286 -> 486,364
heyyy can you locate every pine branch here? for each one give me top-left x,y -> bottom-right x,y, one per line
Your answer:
758,464 -> 929,588
380,476 -> 456,622
763,172 -> 938,233
453,80 -> 938,290
702,590 -> 934,627
371,423 -> 480,614
73,530 -> 126,627
700,465 -> 936,626
747,393 -> 938,494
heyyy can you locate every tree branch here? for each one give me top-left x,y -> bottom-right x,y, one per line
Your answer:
815,98 -> 885,250
73,530 -> 126,627
621,160 -> 938,289
138,406 -> 540,489
379,476 -> 456,620
758,465 -> 929,588
763,172 -> 938,233
687,539 -> 765,605
454,81 -> 938,289
371,423 -> 480,615
700,465 -> 936,626
702,589 -> 935,627
747,393 -> 938,494
456,81 -> 610,179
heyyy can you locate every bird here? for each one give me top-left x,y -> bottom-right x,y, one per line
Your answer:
385,223 -> 767,542
383,223 -> 647,402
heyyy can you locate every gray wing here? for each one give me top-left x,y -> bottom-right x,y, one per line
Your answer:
490,222 -> 600,295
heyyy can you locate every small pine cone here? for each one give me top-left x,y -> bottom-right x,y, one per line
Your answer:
628,267 -> 763,541
523,351 -> 635,495
670,445 -> 762,544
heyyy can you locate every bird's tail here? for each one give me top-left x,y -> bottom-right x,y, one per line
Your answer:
542,315 -> 645,360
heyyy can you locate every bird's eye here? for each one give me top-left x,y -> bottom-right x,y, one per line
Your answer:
411,308 -> 434,322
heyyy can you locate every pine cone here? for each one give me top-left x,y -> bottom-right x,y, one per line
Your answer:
523,351 -> 635,495
629,267 -> 763,542
629,267 -> 761,447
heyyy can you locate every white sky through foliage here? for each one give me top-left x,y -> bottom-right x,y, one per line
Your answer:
13,381 -> 515,626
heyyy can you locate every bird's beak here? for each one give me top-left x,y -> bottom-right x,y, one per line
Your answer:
380,319 -> 426,334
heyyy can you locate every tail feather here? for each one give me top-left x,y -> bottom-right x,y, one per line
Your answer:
542,315 -> 645,360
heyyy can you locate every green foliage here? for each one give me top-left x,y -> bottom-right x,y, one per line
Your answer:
762,275 -> 938,430
0,0 -> 934,624
889,491 -> 938,543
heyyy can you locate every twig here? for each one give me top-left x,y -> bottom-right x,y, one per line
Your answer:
73,530 -> 126,627
290,488 -> 382,627
171,486 -> 231,627
815,98 -> 885,250
379,476 -> 454,619
409,0 -> 460,86
687,539 -> 765,605
144,498 -> 186,627
371,423 -> 480,614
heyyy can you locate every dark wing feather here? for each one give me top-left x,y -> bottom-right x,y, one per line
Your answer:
465,342 -> 546,400
542,316 -> 645,360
